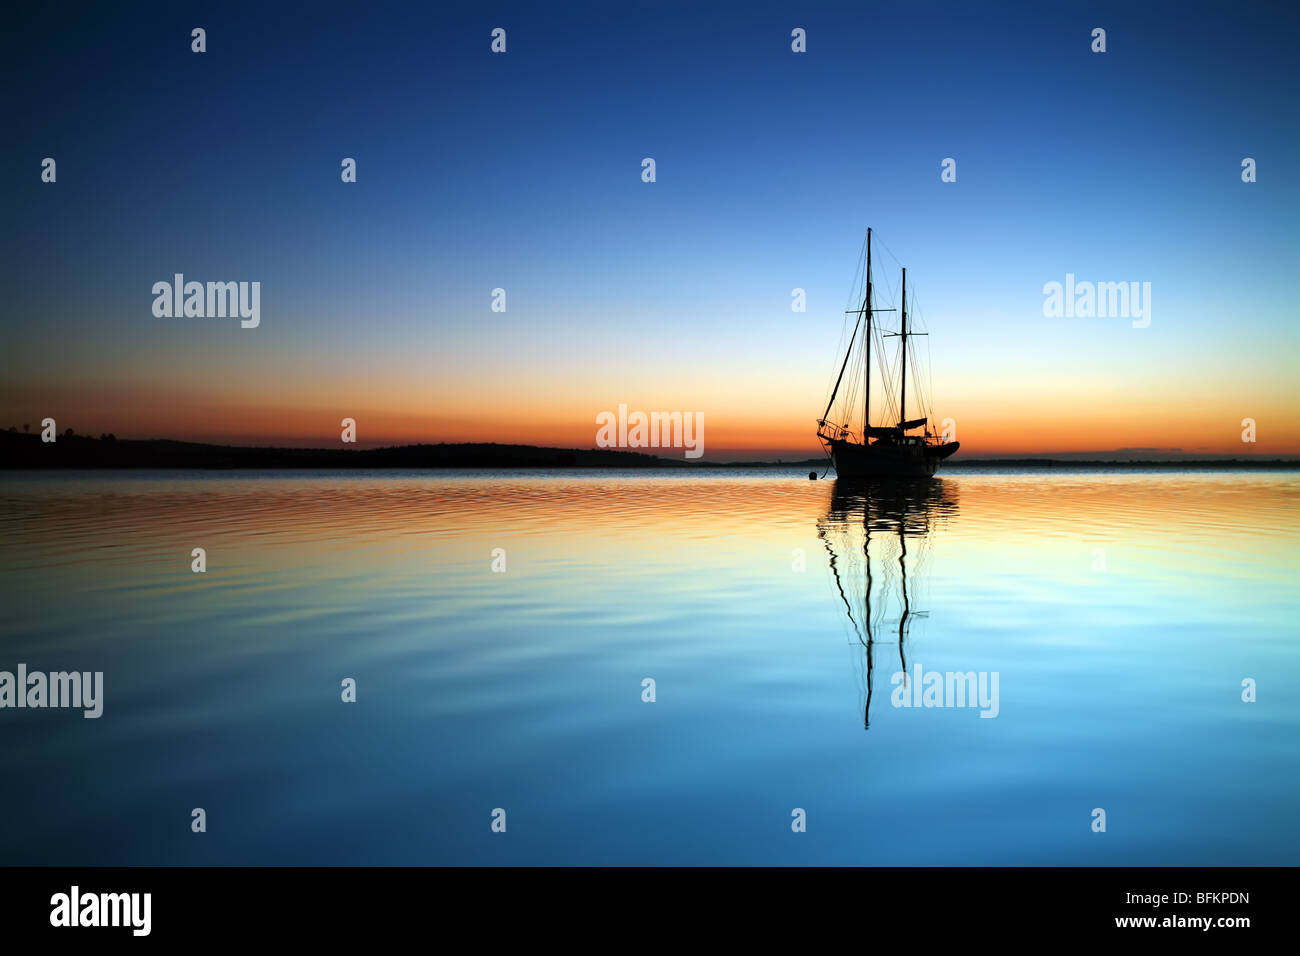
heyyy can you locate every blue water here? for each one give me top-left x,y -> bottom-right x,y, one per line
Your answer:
0,468 -> 1296,864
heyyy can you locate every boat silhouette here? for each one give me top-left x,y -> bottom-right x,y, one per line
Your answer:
817,228 -> 960,477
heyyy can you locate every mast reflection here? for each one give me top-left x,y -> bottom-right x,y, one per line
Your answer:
816,478 -> 959,729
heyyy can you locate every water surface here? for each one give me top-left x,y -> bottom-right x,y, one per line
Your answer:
0,468 -> 1296,864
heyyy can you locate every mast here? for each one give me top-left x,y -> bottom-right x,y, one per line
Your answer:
899,267 -> 906,427
864,228 -> 872,438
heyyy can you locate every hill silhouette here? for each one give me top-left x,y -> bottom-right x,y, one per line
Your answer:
2,429 -> 1296,470
0,430 -> 684,469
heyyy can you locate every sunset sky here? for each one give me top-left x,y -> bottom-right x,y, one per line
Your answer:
3,0 -> 1297,459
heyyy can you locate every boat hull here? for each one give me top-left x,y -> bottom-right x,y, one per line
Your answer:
829,439 -> 959,478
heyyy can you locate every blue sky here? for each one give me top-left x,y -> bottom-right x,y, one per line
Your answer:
3,0 -> 1297,455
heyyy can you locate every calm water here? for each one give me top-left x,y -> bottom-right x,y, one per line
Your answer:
0,468 -> 1297,865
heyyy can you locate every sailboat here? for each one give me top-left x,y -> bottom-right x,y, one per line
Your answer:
817,228 -> 959,478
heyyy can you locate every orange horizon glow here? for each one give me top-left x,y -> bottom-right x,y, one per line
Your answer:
5,380 -> 1297,460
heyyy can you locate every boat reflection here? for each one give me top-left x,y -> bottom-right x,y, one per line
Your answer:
817,478 -> 959,729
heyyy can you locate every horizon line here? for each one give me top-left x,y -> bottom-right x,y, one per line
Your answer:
4,430 -> 1297,465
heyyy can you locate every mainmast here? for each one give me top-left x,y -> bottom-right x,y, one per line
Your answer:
864,228 -> 872,437
899,267 -> 906,427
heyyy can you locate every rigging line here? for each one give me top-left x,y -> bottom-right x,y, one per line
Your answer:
822,312 -> 857,416
908,291 -> 938,428
918,337 -> 936,428
844,232 -> 868,309
872,325 -> 886,429
841,357 -> 863,431
928,349 -> 936,430
821,310 -> 863,423
823,281 -> 868,415
826,237 -> 870,426
874,266 -> 898,313
878,349 -> 896,403
874,234 -> 906,273
915,357 -> 928,410
906,338 -> 926,423
825,234 -> 871,415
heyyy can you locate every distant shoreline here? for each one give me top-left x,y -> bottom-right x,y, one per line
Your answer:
2,432 -> 1297,471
